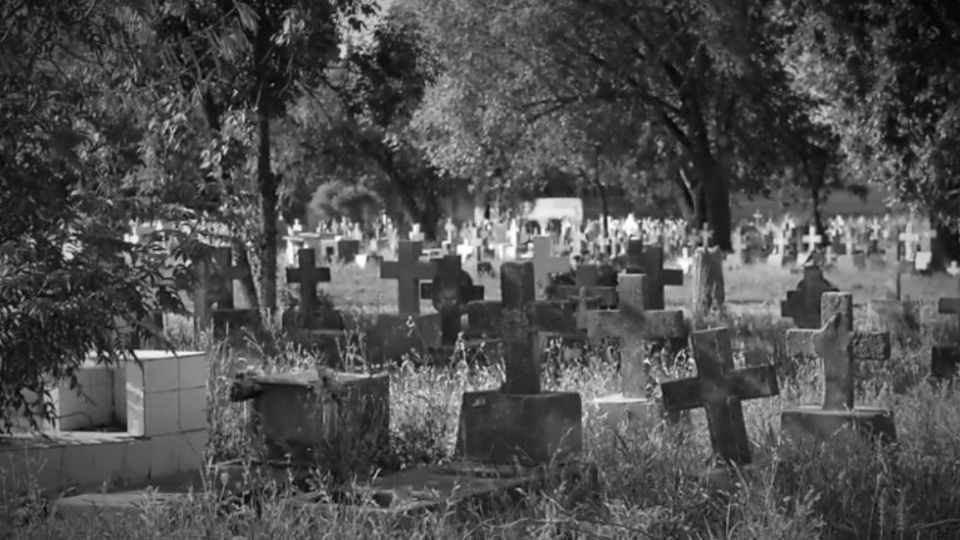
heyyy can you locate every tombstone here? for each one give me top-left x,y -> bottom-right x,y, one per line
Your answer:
660,328 -> 780,466
455,262 -> 582,465
419,255 -> 485,347
780,266 -> 838,328
530,236 -> 571,299
781,293 -> 897,443
898,221 -> 920,268
767,228 -> 787,268
623,240 -> 684,310
336,239 -> 361,263
284,248 -> 333,328
195,246 -> 257,336
380,241 -> 436,316
586,275 -> 686,422
932,294 -> 960,380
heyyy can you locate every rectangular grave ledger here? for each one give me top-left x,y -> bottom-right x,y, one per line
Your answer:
234,371 -> 389,473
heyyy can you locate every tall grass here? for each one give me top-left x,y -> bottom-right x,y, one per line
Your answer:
5,265 -> 960,539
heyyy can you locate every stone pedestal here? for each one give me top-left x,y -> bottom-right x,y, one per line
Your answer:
455,391 -> 582,466
245,372 -> 389,473
780,406 -> 896,444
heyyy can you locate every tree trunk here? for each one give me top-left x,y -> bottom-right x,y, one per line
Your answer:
695,148 -> 732,252
257,108 -> 279,315
691,246 -> 725,324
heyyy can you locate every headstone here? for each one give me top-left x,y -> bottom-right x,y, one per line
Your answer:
380,241 -> 436,316
195,246 -> 251,330
660,328 -> 779,465
781,293 -> 897,443
780,266 -> 838,328
552,264 -> 617,308
419,255 -> 485,346
623,240 -> 683,310
586,275 -> 686,421
531,236 -> 571,299
455,261 -> 582,465
284,248 -> 332,328
898,221 -> 919,266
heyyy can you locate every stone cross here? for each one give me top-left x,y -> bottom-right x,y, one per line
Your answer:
499,262 -> 578,394
531,236 -> 570,298
898,222 -> 919,262
660,327 -> 780,465
196,246 -> 250,329
623,240 -> 683,310
380,240 -> 436,316
780,266 -> 838,328
420,254 -> 485,345
785,292 -> 891,383
284,248 -> 331,327
584,275 -> 685,398
780,295 -> 897,443
802,225 -> 822,255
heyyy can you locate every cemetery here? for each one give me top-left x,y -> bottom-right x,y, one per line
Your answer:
5,2 -> 960,539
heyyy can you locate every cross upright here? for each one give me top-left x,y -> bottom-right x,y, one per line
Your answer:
623,241 -> 683,310
700,225 -> 714,248
285,248 -> 332,327
583,274 -> 686,398
531,235 -> 570,298
380,240 -> 436,316
899,221 -> 920,261
196,246 -> 250,328
660,328 -> 780,465
785,292 -> 891,378
918,218 -> 937,251
500,261 -> 581,394
802,225 -> 822,254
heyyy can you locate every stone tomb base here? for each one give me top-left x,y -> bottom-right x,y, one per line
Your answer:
455,391 -> 582,466
781,406 -> 897,444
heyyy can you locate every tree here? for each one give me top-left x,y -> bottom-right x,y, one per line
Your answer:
140,0 -> 377,314
778,0 -> 960,230
409,0 -> 800,251
0,2 -> 185,430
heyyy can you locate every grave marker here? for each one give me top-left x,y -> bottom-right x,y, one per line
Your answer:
623,240 -> 684,310
933,293 -> 960,379
781,292 -> 897,443
285,248 -> 332,328
195,246 -> 251,330
553,264 -> 618,308
419,255 -> 485,346
898,221 -> 920,264
380,241 -> 437,316
531,236 -> 571,298
455,261 -> 582,465
780,266 -> 838,328
660,328 -> 780,465
585,275 -> 686,420
785,292 -> 891,370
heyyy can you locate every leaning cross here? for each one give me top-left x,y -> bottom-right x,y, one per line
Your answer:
196,246 -> 250,329
584,275 -> 685,398
531,236 -> 570,299
785,292 -> 891,374
623,240 -> 683,310
660,328 -> 780,465
285,248 -> 331,327
380,240 -> 436,316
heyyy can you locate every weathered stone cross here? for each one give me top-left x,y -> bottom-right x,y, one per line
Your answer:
785,291 -> 891,368
380,240 -> 437,316
284,248 -> 332,327
780,265 -> 838,328
660,327 -> 780,465
554,264 -> 618,308
419,254 -> 485,345
801,225 -> 822,255
624,240 -> 683,311
899,221 -> 920,262
583,274 -> 686,399
781,292 -> 897,442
